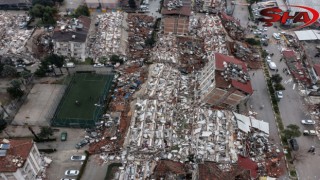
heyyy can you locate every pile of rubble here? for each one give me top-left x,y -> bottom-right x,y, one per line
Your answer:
127,14 -> 154,60
177,36 -> 206,73
197,15 -> 228,56
0,12 -> 34,55
151,35 -> 179,64
89,12 -> 126,59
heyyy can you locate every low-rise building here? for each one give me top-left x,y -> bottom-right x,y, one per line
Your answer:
0,139 -> 42,180
198,53 -> 253,108
52,16 -> 91,61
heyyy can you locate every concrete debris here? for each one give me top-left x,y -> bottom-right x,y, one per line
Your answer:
88,12 -> 127,59
127,14 -> 154,60
197,15 -> 228,56
0,12 -> 34,55
151,35 -> 179,64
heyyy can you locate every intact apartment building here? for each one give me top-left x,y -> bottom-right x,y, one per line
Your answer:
85,0 -> 119,9
198,53 -> 253,108
0,139 -> 42,180
52,16 -> 91,62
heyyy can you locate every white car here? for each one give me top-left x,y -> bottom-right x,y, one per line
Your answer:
263,27 -> 268,31
268,61 -> 277,70
276,91 -> 283,99
65,170 -> 79,176
273,33 -> 281,40
301,120 -> 316,125
60,178 -> 76,180
266,56 -> 271,62
303,130 -> 317,136
71,155 -> 86,161
93,63 -> 104,68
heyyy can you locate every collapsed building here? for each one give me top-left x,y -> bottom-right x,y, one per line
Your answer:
88,12 -> 127,60
198,53 -> 253,109
0,12 -> 34,55
107,62 -> 282,179
52,16 -> 91,61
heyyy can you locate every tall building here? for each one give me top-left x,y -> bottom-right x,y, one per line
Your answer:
52,16 -> 91,61
198,53 -> 253,108
0,139 -> 42,180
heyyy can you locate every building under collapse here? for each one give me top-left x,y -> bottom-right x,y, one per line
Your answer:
198,53 -> 253,109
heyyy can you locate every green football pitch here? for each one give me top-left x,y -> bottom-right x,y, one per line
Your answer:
55,73 -> 113,121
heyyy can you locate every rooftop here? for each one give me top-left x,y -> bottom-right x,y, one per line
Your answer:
0,139 -> 33,172
313,64 -> 320,76
282,50 -> 296,60
52,16 -> 91,43
214,53 -> 253,94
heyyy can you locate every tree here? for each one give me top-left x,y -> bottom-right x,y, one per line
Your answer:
10,79 -> 22,91
98,57 -> 108,65
38,126 -> 54,139
21,71 -> 32,84
2,65 -> 17,77
245,38 -> 260,46
282,124 -> 301,140
0,61 -> 3,75
145,37 -> 156,47
29,4 -> 57,24
274,83 -> 285,91
271,74 -> 282,84
35,60 -> 50,77
7,86 -> 24,99
128,0 -> 137,9
261,50 -> 268,58
74,5 -> 90,17
110,55 -> 124,64
45,54 -> 65,74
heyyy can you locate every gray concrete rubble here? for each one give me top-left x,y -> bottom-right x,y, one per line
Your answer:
197,15 -> 228,56
106,63 -> 277,179
0,12 -> 34,55
88,12 -> 128,60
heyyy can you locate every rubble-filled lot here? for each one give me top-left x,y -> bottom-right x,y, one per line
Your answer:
88,12 -> 128,60
0,12 -> 34,55
127,14 -> 154,60
113,63 -> 284,178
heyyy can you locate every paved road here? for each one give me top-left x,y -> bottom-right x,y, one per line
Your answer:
257,23 -> 320,179
231,2 -> 289,179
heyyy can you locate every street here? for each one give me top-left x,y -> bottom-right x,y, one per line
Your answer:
231,0 -> 320,178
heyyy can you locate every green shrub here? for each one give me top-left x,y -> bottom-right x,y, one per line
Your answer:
290,170 -> 297,177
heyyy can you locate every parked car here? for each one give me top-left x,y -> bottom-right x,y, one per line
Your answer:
273,33 -> 281,40
65,170 -> 79,176
63,62 -> 75,68
263,27 -> 268,31
61,132 -> 67,141
303,130 -> 317,136
75,139 -> 89,149
276,91 -> 283,99
71,155 -> 86,161
60,178 -> 76,180
266,56 -> 271,62
268,61 -> 277,70
301,119 -> 316,125
289,139 -> 299,151
93,63 -> 104,68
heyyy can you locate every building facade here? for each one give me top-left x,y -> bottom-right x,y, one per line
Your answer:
0,139 -> 42,180
198,53 -> 253,108
52,16 -> 91,61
